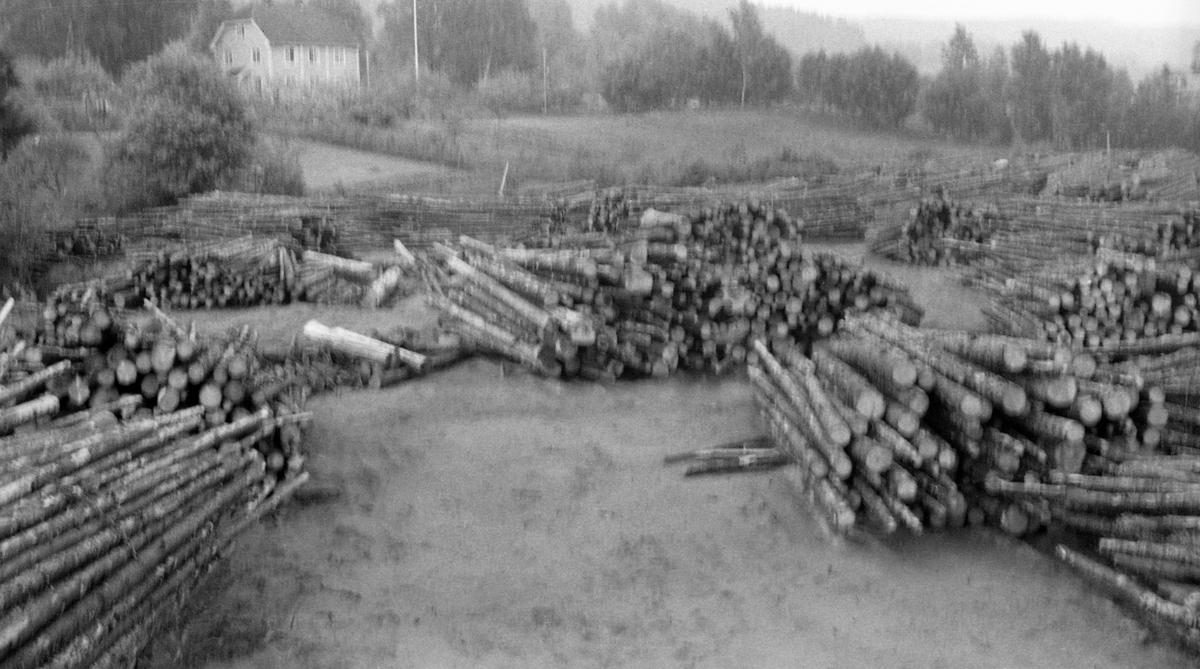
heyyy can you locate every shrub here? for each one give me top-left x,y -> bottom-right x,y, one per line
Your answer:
18,52 -> 120,131
222,136 -> 306,196
1,49 -> 37,159
105,43 -> 253,209
0,133 -> 99,290
476,69 -> 541,117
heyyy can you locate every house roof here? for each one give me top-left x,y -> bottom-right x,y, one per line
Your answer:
218,5 -> 359,48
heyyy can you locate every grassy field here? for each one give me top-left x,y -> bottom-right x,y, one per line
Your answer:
287,107 -> 1001,195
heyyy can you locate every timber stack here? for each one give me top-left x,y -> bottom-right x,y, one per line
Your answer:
997,253 -> 1200,349
0,294 -> 313,666
0,405 -> 310,668
427,199 -> 922,380
871,195 -> 1004,266
4,293 -> 311,483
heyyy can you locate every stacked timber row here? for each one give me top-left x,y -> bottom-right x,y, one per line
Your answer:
4,295 -> 311,483
587,188 -> 633,234
55,236 -> 411,311
871,196 -> 1004,266
53,221 -> 125,261
789,312 -> 1148,537
1087,211 -> 1200,260
1024,254 -> 1200,348
987,446 -> 1200,651
429,199 -> 922,380
750,339 -> 964,536
0,405 -> 310,668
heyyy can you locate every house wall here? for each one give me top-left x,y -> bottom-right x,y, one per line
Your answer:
270,43 -> 360,88
213,19 -> 272,91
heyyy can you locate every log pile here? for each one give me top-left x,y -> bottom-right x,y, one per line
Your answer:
872,196 -> 1004,266
4,293 -> 311,483
1018,254 -> 1200,348
126,238 -> 299,310
0,292 -> 315,667
0,406 -> 310,668
428,199 -> 922,380
758,311 -> 1147,538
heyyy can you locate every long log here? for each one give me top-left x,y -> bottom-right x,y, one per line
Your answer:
444,255 -> 554,336
1054,545 -> 1200,631
0,394 -> 59,433
751,343 -> 848,463
750,371 -> 849,479
987,477 -> 1200,514
0,360 -> 72,407
301,250 -> 374,282
809,348 -> 885,420
780,349 -> 852,448
0,456 -> 264,662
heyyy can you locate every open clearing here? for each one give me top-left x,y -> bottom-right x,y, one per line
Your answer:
290,139 -> 458,194
135,248 -> 1195,669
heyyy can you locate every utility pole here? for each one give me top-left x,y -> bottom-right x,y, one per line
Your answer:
542,46 -> 548,116
412,0 -> 419,83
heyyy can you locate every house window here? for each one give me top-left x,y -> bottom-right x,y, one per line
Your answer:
252,48 -> 260,63
333,48 -> 344,64
286,47 -> 295,62
237,24 -> 245,37
224,50 -> 232,65
309,47 -> 316,62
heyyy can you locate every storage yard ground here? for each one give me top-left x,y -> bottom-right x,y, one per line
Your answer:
136,259 -> 1197,669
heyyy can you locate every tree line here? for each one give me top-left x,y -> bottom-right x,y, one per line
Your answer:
3,0 -> 1200,153
918,25 -> 1200,151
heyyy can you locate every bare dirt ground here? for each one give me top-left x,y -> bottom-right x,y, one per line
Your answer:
134,247 -> 1199,669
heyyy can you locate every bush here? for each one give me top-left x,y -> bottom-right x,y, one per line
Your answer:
105,43 -> 253,210
222,136 -> 306,196
1,49 -> 37,159
17,53 -> 120,131
0,133 -> 99,290
476,69 -> 541,116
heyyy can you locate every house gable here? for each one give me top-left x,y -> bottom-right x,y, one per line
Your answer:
209,6 -> 360,91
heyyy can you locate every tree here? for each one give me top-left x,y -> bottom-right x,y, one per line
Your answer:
794,47 -> 917,128
106,43 -> 252,208
3,0 -> 201,73
0,49 -> 36,160
378,0 -> 538,87
1010,31 -> 1053,143
729,1 -> 791,106
922,25 -> 988,140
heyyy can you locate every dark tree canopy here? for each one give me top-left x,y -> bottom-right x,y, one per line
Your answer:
0,49 -> 36,159
378,0 -> 539,86
1,0 -> 201,73
796,47 -> 919,128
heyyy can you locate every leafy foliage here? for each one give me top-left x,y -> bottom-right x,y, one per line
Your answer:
105,43 -> 253,210
1,0 -> 200,73
796,47 -> 919,128
1,49 -> 37,159
378,0 -> 539,87
593,0 -> 791,111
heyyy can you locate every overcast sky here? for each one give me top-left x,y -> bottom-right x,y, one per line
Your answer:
761,0 -> 1200,26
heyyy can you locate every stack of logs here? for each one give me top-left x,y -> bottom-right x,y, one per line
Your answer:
0,406 -> 310,668
0,292 -> 313,667
56,236 -> 410,312
1036,255 -> 1200,347
872,196 -> 1003,266
8,292 -> 310,483
754,310 -> 1175,538
1087,211 -> 1200,260
426,199 -> 922,381
125,238 -> 299,310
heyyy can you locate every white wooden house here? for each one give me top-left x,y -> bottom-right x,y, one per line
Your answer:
209,5 -> 360,93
